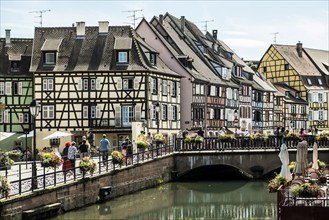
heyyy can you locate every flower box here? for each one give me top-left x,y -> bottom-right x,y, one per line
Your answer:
79,157 -> 96,175
111,151 -> 124,165
0,175 -> 10,199
40,152 -> 63,168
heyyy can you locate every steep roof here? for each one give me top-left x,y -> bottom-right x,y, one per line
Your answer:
304,48 -> 329,76
0,38 -> 33,75
273,82 -> 308,104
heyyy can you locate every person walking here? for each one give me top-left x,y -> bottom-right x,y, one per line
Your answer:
62,141 -> 72,176
68,141 -> 78,170
79,139 -> 89,159
99,134 -> 110,165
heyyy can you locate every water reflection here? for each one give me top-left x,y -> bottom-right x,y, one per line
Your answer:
51,181 -> 276,220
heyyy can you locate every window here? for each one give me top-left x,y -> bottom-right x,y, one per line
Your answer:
10,61 -> 20,72
13,82 -> 22,95
0,82 -> 4,95
171,105 -> 177,120
263,67 -> 267,73
83,106 -> 88,118
83,79 -> 89,91
162,80 -> 167,95
162,104 -> 167,120
43,52 -> 56,65
90,79 -> 96,90
319,93 -> 323,102
117,51 -> 128,63
307,78 -> 312,85
150,53 -> 156,66
122,106 -> 133,126
301,106 -> 306,114
43,78 -> 54,91
291,105 -> 296,114
123,78 -> 133,90
210,86 -> 216,96
151,78 -> 157,94
308,93 -> 312,102
171,81 -> 176,97
319,111 -> 324,121
43,105 -> 54,119
284,64 -> 289,70
295,92 -> 300,99
18,113 -> 29,123
318,78 -> 323,85
285,91 -> 289,98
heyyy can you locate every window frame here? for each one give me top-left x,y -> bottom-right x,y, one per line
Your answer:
123,78 -> 134,90
117,51 -> 128,64
43,51 -> 56,65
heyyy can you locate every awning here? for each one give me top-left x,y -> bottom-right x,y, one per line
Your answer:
114,37 -> 132,50
41,39 -> 62,51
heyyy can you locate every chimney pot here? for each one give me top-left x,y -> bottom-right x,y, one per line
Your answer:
76,21 -> 85,37
180,16 -> 185,34
98,21 -> 109,34
297,41 -> 303,57
159,14 -> 164,25
5,29 -> 11,47
212,30 -> 218,40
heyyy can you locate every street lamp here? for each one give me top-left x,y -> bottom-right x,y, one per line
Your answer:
30,99 -> 41,190
155,102 -> 160,134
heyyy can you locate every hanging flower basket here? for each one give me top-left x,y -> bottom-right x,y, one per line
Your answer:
111,150 -> 124,165
154,133 -> 164,144
267,174 -> 288,193
40,152 -> 63,168
136,141 -> 148,149
0,151 -> 14,170
195,135 -> 204,143
79,157 -> 97,175
184,135 -> 192,143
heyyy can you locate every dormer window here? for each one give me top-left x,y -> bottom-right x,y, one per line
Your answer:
41,39 -> 62,66
285,91 -> 290,98
307,78 -> 312,85
318,78 -> 323,85
150,53 -> 156,66
10,61 -> 20,72
296,92 -> 300,98
114,37 -> 132,65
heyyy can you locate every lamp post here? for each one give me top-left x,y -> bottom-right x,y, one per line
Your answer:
30,99 -> 41,190
155,102 -> 160,134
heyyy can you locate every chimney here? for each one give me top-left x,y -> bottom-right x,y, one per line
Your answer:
5,29 -> 11,47
296,41 -> 303,57
180,16 -> 185,34
212,30 -> 218,40
98,21 -> 109,35
159,14 -> 164,25
76,21 -> 85,38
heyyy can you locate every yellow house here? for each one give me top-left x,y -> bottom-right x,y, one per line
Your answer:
258,42 -> 329,130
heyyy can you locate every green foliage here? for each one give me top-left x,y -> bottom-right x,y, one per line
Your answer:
79,156 -> 97,175
290,182 -> 323,198
267,174 -> 289,193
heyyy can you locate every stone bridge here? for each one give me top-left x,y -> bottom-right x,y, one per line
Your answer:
173,149 -> 329,179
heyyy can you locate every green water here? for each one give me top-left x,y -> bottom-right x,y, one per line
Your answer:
51,181 -> 277,220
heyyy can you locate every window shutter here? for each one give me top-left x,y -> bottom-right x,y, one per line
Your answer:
313,93 -> 318,102
324,110 -> 328,121
83,106 -> 88,118
3,110 -> 9,123
18,82 -> 22,95
19,113 -> 23,123
77,78 -> 82,90
149,103 -> 154,119
115,106 -> 121,126
96,105 -> 101,118
117,78 -> 122,90
210,108 -> 214,119
5,82 -> 11,95
324,93 -> 327,102
314,111 -> 319,120
96,78 -> 101,90
309,110 -> 313,120
158,79 -> 162,93
150,78 -> 154,93
168,105 -> 173,120
135,105 -> 141,121
134,77 -> 139,90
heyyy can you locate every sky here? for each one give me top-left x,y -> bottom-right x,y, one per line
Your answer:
0,0 -> 328,60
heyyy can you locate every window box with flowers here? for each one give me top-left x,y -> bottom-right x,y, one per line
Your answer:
218,134 -> 235,142
154,133 -> 165,144
316,132 -> 329,141
40,152 -> 63,168
284,132 -> 299,141
0,151 -> 14,170
195,135 -> 204,143
184,135 -> 192,143
290,182 -> 324,198
79,157 -> 97,175
111,150 -> 125,165
0,175 -> 10,199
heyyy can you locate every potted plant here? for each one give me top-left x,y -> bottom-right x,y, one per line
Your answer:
79,156 -> 97,175
40,152 -> 63,168
184,135 -> 192,143
111,150 -> 124,165
290,182 -> 324,198
289,161 -> 296,172
154,133 -> 165,144
250,132 -> 266,141
7,150 -> 21,162
218,134 -> 234,142
267,174 -> 288,193
0,175 -> 10,199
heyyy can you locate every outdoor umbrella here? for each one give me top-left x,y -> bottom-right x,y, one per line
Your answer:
294,140 -> 308,175
17,131 -> 34,139
311,142 -> 319,170
0,132 -> 15,141
278,143 -> 292,181
42,131 -> 73,140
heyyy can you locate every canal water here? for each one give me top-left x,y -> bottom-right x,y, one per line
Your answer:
51,181 -> 277,220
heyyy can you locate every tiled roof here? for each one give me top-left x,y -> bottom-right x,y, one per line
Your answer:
273,82 -> 308,104
30,25 -> 168,72
0,38 -> 33,75
304,48 -> 329,76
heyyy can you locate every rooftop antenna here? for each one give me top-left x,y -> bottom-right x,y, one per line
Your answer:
272,32 -> 279,43
29,9 -> 51,27
122,9 -> 143,28
198,20 -> 214,33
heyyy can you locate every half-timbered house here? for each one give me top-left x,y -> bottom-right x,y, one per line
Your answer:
0,29 -> 33,150
258,42 -> 329,130
30,21 -> 181,149
137,14 -> 235,136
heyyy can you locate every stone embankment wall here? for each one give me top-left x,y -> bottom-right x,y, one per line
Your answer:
0,156 -> 175,219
